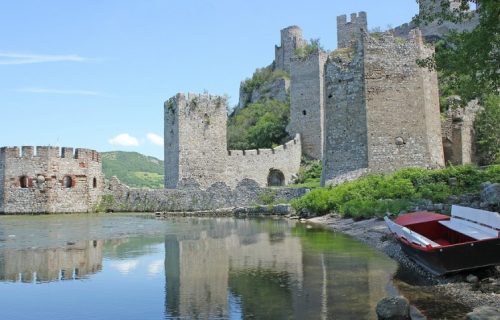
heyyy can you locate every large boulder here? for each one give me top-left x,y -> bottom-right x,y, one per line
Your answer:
480,182 -> 500,206
376,296 -> 411,320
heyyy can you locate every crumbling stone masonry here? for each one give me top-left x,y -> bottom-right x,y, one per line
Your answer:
321,25 -> 445,186
442,100 -> 481,165
164,93 -> 302,189
0,146 -> 105,213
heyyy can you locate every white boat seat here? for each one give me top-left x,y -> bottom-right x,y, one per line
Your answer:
439,219 -> 498,240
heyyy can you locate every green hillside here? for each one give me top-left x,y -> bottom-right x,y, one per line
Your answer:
101,151 -> 164,189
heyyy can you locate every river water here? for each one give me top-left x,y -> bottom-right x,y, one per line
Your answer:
0,213 -> 397,320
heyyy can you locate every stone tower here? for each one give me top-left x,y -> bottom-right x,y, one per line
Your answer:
321,16 -> 444,186
164,93 -> 228,189
274,26 -> 306,73
0,146 -> 104,213
337,12 -> 368,49
288,51 -> 327,159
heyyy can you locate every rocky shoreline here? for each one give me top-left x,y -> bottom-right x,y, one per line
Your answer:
307,214 -> 500,318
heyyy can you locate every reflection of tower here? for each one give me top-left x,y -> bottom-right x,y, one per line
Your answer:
0,240 -> 103,283
164,235 -> 181,318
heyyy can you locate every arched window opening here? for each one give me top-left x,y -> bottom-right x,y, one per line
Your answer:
93,177 -> 97,188
63,176 -> 73,188
20,176 -> 29,188
302,110 -> 307,116
267,169 -> 285,187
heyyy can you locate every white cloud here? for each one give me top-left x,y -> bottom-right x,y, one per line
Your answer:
147,132 -> 164,146
0,52 -> 87,65
110,260 -> 139,275
108,133 -> 140,147
17,87 -> 103,96
147,260 -> 164,276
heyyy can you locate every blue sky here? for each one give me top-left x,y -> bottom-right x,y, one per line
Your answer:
0,0 -> 418,160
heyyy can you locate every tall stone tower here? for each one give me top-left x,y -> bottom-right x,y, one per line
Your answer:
337,12 -> 368,49
321,15 -> 444,186
274,26 -> 306,73
164,93 -> 228,189
288,51 -> 327,159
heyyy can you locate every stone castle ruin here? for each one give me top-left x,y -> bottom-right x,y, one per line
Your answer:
0,2 -> 481,213
163,7 -> 471,189
164,93 -> 301,189
0,146 -> 104,213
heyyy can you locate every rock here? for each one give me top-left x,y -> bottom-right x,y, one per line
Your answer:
376,296 -> 411,320
409,305 -> 426,320
466,274 -> 479,284
466,306 -> 500,320
481,182 -> 500,206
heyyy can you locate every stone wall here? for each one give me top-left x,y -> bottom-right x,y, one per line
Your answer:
288,51 -> 327,159
337,12 -> 368,49
442,100 -> 481,165
0,149 -> 5,212
165,93 -> 302,189
108,177 -> 308,212
321,35 -> 368,186
364,30 -> 444,173
274,26 -> 306,73
0,146 -> 105,213
226,134 -> 302,188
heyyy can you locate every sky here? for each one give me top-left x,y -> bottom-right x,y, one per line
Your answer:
0,0 -> 419,160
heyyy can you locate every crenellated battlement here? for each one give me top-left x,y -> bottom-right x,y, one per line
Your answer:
228,134 -> 300,157
337,11 -> 367,49
0,146 -> 101,162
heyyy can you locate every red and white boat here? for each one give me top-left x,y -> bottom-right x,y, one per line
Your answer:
385,205 -> 500,275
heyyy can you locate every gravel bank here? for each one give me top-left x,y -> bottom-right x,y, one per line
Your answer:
307,214 -> 500,313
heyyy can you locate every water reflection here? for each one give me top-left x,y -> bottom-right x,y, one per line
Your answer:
0,215 -> 396,320
163,219 -> 396,320
0,240 -> 103,283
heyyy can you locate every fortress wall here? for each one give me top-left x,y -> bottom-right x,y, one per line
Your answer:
0,146 -> 104,213
164,93 -> 228,189
363,30 -> 444,172
0,149 -> 5,212
322,35 -> 368,186
226,135 -> 302,188
289,51 -> 327,159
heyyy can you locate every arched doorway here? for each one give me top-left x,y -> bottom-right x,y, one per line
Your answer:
267,169 -> 285,187
63,176 -> 73,188
20,176 -> 29,188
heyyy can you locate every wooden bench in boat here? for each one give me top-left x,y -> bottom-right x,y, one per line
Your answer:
438,205 -> 500,240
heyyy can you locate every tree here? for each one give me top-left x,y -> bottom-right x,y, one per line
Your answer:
415,0 -> 499,104
475,95 -> 500,165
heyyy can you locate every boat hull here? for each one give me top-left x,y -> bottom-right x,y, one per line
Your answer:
399,237 -> 500,275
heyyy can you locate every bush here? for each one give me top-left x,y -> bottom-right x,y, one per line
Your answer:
291,165 -> 500,219
227,100 -> 290,150
241,66 -> 289,95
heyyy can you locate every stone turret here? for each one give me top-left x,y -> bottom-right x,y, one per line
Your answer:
337,12 -> 367,49
274,26 -> 306,73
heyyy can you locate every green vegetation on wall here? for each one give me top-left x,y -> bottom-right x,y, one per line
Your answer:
240,65 -> 289,95
291,165 -> 500,219
102,151 -> 164,188
227,99 -> 290,150
294,38 -> 324,59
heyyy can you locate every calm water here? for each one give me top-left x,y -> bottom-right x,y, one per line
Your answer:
0,213 -> 397,320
